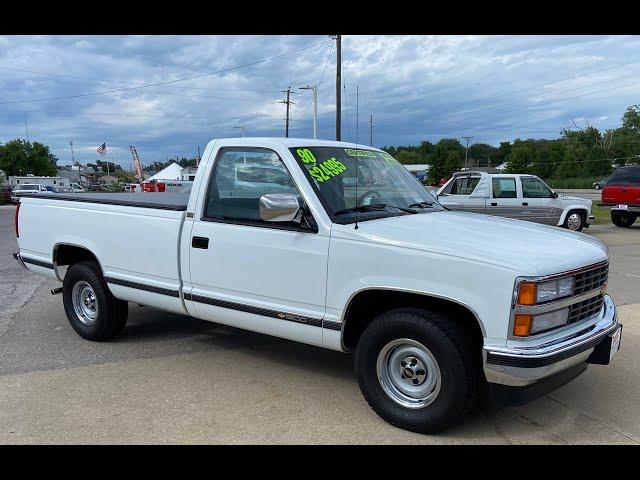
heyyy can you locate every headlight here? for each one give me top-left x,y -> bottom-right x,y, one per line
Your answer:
531,308 -> 569,334
513,308 -> 570,337
536,277 -> 575,303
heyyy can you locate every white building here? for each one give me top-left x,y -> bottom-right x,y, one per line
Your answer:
8,175 -> 68,189
181,166 -> 198,181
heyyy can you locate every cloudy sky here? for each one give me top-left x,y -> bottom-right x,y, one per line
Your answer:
1,35 -> 639,168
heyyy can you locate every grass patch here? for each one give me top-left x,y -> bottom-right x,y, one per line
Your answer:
591,202 -> 610,225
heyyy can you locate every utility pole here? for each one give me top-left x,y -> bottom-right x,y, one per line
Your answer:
233,125 -> 246,137
462,136 -> 474,169
335,35 -> 342,141
369,114 -> 373,146
299,85 -> 317,139
279,87 -> 293,137
24,114 -> 29,142
70,140 -> 79,183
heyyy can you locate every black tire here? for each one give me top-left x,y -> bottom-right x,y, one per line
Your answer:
62,261 -> 128,341
611,211 -> 636,228
355,308 -> 481,434
564,210 -> 585,232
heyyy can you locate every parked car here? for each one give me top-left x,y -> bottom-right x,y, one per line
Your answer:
43,186 -> 60,193
13,138 -> 621,433
68,182 -> 86,193
593,177 -> 609,190
436,171 -> 594,231
122,183 -> 142,193
601,165 -> 640,227
11,183 -> 49,202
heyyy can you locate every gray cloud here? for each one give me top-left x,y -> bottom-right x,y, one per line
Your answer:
1,35 -> 639,167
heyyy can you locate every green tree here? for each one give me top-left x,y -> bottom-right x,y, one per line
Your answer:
468,143 -> 497,167
395,150 -> 422,164
427,139 -> 464,184
0,139 -> 58,176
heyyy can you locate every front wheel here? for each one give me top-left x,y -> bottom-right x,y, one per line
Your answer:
62,261 -> 128,341
565,211 -> 585,232
355,308 -> 481,433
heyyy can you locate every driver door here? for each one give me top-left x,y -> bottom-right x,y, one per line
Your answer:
186,147 -> 329,346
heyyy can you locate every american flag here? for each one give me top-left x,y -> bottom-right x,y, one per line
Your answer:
97,143 -> 107,156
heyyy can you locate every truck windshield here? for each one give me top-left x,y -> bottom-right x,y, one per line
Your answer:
290,146 -> 442,223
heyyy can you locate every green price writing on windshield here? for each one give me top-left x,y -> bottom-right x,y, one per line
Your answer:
344,148 -> 376,158
378,151 -> 399,165
308,157 -> 348,183
296,148 -> 317,164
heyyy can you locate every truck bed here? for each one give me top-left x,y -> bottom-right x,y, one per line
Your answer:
17,192 -> 189,211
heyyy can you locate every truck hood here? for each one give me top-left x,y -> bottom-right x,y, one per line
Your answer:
331,211 -> 608,275
559,194 -> 592,205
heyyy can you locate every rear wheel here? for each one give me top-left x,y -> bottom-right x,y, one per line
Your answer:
565,210 -> 585,232
62,261 -> 128,341
611,211 -> 636,228
355,308 -> 481,433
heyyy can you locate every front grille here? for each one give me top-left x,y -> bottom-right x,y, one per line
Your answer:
568,294 -> 604,324
574,263 -> 608,295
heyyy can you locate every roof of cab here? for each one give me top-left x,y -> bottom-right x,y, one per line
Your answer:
210,137 -> 380,151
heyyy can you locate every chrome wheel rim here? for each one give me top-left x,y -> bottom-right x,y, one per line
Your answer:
567,213 -> 582,231
72,281 -> 98,325
376,338 -> 441,409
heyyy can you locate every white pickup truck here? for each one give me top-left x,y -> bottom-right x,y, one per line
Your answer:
437,171 -> 595,231
13,138 -> 622,433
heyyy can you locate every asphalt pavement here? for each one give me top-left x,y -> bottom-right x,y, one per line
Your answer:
1,202 -> 639,444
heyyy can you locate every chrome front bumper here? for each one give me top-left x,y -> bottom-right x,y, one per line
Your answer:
484,294 -> 619,387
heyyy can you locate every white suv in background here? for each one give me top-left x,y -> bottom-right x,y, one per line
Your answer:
437,171 -> 595,231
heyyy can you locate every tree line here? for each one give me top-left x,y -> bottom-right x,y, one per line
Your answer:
382,105 -> 640,185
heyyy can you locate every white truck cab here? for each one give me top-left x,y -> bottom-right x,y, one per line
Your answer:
13,138 -> 621,433
437,171 -> 595,231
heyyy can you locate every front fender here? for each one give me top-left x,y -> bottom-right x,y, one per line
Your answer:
557,205 -> 591,226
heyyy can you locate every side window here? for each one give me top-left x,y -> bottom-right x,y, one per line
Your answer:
204,148 -> 299,225
521,177 -> 553,198
492,178 -> 517,198
449,176 -> 480,195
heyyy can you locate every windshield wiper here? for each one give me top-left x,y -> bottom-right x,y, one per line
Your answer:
408,201 -> 435,209
334,204 -> 388,215
334,204 -> 417,216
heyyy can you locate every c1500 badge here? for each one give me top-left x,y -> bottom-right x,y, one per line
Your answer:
278,312 -> 308,323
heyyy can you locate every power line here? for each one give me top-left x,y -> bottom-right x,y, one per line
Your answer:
0,69 -> 285,94
0,39 -> 331,105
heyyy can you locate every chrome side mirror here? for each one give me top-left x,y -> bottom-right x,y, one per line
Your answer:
259,193 -> 301,223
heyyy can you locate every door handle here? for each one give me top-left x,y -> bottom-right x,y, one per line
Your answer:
491,202 -> 497,206
192,236 -> 209,249
522,202 -> 528,206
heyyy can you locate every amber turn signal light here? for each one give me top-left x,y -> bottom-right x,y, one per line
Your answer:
517,282 -> 537,305
513,314 -> 533,337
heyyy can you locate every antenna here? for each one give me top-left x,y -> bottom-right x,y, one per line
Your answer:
354,84 -> 359,230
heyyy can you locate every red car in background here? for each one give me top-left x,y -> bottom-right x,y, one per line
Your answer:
1,186 -> 13,204
601,165 -> 640,227
142,180 -> 166,192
